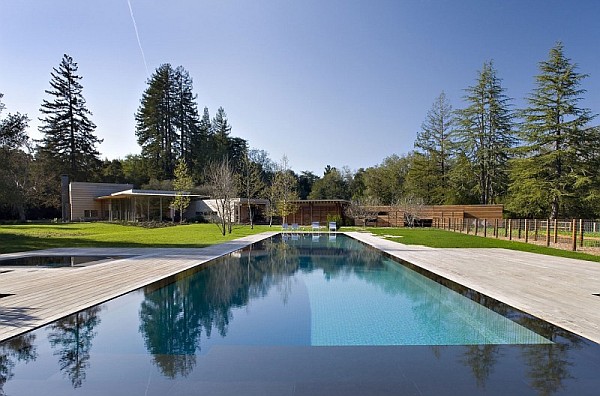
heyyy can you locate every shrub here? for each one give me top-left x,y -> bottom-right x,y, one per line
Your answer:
326,214 -> 343,229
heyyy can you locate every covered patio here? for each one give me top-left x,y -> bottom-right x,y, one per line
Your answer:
95,189 -> 204,222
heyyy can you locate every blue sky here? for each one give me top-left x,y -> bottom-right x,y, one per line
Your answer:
1,0 -> 599,175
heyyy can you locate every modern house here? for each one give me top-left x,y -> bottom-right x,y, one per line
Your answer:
66,182 -> 204,222
189,198 -> 270,224
64,181 -> 503,226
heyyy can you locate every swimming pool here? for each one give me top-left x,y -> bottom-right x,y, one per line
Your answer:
1,234 -> 599,395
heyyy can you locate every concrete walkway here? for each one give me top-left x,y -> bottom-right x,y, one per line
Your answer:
1,230 -> 600,345
0,232 -> 278,342
347,232 -> 600,344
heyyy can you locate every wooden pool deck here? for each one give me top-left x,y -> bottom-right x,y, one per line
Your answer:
0,232 -> 278,342
1,230 -> 600,345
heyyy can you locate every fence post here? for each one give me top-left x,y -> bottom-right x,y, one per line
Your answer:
553,219 -> 558,244
572,218 -> 577,251
534,219 -> 538,241
474,219 -> 478,236
579,219 -> 584,248
546,219 -> 550,247
518,219 -> 522,239
525,219 -> 529,243
484,219 -> 487,237
494,219 -> 498,238
508,219 -> 512,240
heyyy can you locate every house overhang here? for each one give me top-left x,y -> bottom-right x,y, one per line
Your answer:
95,189 -> 206,201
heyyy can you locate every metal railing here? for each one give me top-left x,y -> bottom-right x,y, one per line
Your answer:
432,218 -> 600,253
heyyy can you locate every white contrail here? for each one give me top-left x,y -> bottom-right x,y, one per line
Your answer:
127,0 -> 149,76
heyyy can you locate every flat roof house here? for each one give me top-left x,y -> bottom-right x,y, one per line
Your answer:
67,182 -> 203,222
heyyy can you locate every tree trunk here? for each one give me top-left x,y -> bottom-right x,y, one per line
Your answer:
248,199 -> 254,229
16,203 -> 26,222
551,195 -> 559,220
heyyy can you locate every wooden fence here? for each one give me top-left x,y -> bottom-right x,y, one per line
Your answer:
432,218 -> 600,253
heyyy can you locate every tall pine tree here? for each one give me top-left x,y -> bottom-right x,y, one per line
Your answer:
173,66 -> 200,168
211,106 -> 232,162
191,107 -> 212,182
38,54 -> 102,181
410,91 -> 455,204
456,61 -> 515,204
135,64 -> 200,180
508,42 -> 597,218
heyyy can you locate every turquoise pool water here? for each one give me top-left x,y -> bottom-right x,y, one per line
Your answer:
304,254 -> 549,346
1,234 -> 599,395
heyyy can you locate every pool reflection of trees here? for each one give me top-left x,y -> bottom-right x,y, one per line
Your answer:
401,260 -> 581,395
131,234 -> 583,394
0,305 -> 104,392
0,333 -> 37,395
0,235 -> 589,393
47,306 -> 103,388
138,237 -> 302,378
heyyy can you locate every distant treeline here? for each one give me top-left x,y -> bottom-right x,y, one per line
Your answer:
1,42 -> 599,221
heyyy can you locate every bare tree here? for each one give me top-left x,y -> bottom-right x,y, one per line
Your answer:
206,158 -> 238,235
346,197 -> 380,228
394,195 -> 426,227
239,151 -> 265,229
270,155 -> 298,225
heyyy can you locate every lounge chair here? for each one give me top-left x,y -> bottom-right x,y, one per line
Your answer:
328,221 -> 337,232
282,222 -> 289,232
291,223 -> 299,231
311,222 -> 320,232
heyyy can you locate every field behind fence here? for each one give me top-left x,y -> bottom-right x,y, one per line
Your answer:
432,218 -> 600,254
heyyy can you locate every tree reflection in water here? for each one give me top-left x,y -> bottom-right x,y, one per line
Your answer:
519,317 -> 581,396
138,236 -> 301,378
0,235 -> 596,394
136,234 -> 586,392
0,333 -> 37,395
47,306 -> 102,388
461,345 -> 500,388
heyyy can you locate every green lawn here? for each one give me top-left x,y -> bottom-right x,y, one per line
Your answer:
360,227 -> 600,263
0,222 -> 273,254
2,223 -> 599,263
